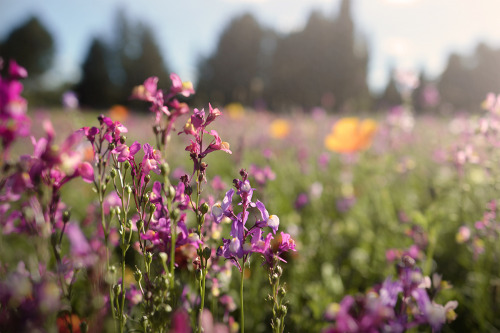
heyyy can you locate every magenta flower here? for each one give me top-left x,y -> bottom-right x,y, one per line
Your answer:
169,73 -> 195,98
0,59 -> 30,157
8,60 -> 28,79
203,130 -> 232,156
141,143 -> 162,175
111,141 -> 141,162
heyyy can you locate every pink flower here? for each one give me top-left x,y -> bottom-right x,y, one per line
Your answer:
111,141 -> 141,162
170,73 -> 195,97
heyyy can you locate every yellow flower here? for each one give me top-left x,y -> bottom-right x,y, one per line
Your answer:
324,117 -> 377,153
270,119 -> 290,139
224,102 -> 245,119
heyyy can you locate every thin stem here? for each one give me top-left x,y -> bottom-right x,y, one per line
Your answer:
240,266 -> 245,333
169,212 -> 177,294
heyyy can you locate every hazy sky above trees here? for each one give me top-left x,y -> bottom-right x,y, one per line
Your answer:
1,0 -> 500,92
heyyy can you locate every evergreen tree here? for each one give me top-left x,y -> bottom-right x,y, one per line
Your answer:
378,70 -> 402,109
75,38 -> 116,108
437,53 -> 473,110
0,16 -> 55,79
196,13 -> 267,106
268,0 -> 370,111
113,11 -> 171,105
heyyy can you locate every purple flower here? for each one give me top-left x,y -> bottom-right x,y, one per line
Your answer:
212,188 -> 234,224
62,91 -> 79,109
65,223 -> 97,267
255,200 -> 279,234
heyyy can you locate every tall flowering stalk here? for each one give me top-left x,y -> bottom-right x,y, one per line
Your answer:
131,74 -> 194,157
213,170 -> 295,333
178,103 -> 231,330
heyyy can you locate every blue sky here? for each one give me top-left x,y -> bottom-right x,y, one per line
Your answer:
1,0 -> 500,92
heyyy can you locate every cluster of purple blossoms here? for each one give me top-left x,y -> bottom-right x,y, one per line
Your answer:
131,74 -> 195,152
179,103 -> 231,178
248,164 -> 276,187
323,256 -> 457,333
1,118 -> 94,234
0,262 -> 61,332
0,59 -> 30,159
141,180 -> 202,254
457,200 -> 499,259
131,74 -> 194,126
212,170 -> 296,271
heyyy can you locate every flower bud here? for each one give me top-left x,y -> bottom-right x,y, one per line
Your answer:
126,219 -> 133,229
146,252 -> 153,266
136,220 -> 144,232
120,135 -> 126,144
159,252 -> 168,265
202,247 -> 212,260
134,267 -> 142,283
160,163 -> 170,176
124,161 -> 131,170
110,168 -> 117,178
195,269 -> 203,281
144,174 -> 151,184
105,175 -> 111,184
108,142 -> 115,150
200,202 -> 209,215
167,185 -> 176,199
271,273 -> 279,284
113,284 -> 122,297
278,305 -> 287,317
170,208 -> 180,221
125,185 -> 132,194
278,287 -> 286,298
274,265 -> 283,277
149,204 -> 157,215
62,210 -> 71,223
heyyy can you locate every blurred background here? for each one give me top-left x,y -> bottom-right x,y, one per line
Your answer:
1,0 -> 500,112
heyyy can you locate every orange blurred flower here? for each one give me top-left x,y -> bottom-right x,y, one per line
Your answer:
324,117 -> 377,153
109,104 -> 129,122
57,313 -> 82,333
269,119 -> 290,139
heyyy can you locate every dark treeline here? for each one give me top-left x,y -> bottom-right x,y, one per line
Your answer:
2,0 -> 500,112
196,0 -> 370,112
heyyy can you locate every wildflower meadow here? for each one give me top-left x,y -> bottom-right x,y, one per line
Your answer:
2,58 -> 500,333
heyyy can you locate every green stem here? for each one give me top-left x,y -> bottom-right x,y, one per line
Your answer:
196,267 -> 207,333
120,255 -> 126,333
424,227 -> 436,276
169,214 -> 177,295
99,188 -> 116,321
240,266 -> 245,333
